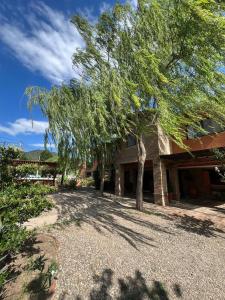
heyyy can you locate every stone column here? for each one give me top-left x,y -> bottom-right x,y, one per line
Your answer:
169,167 -> 180,201
153,158 -> 168,206
115,164 -> 124,196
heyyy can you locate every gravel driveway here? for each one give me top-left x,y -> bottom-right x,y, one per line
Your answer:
51,189 -> 225,300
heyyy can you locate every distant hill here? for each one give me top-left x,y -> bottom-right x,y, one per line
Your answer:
23,150 -> 57,161
46,155 -> 58,163
24,150 -> 43,161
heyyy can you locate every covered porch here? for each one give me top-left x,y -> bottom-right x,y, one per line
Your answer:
115,158 -> 169,206
164,149 -> 225,206
115,149 -> 225,207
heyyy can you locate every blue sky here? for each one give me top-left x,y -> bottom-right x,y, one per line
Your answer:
0,0 -> 135,151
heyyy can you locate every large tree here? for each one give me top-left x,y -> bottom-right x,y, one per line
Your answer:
27,76 -> 130,193
72,0 -> 225,209
27,0 -> 225,209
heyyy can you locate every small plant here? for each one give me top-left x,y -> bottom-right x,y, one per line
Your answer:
24,260 -> 58,294
27,255 -> 47,273
45,261 -> 58,287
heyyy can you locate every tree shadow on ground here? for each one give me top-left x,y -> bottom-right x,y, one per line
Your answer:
25,273 -> 54,300
21,236 -> 42,258
65,269 -> 182,300
0,236 -> 42,300
0,235 -> 57,300
174,214 -> 225,237
212,206 -> 225,214
54,188 -> 173,250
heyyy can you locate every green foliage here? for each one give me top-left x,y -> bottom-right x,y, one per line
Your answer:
39,165 -> 57,178
0,146 -> 23,188
14,163 -> 58,179
14,164 -> 39,178
45,260 -> 58,287
27,255 -> 47,273
26,0 -> 225,202
72,0 -> 225,146
213,148 -> 225,181
46,155 -> 58,163
25,260 -> 58,293
0,183 -> 54,290
0,145 -> 55,290
62,177 -> 77,189
24,260 -> 58,295
0,183 -> 55,201
79,177 -> 95,187
40,150 -> 53,162
24,150 -> 43,161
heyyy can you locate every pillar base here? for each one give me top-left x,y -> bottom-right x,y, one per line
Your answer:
154,193 -> 169,206
153,158 -> 168,207
115,164 -> 124,196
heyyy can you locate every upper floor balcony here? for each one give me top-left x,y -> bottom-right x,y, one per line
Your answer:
172,119 -> 225,154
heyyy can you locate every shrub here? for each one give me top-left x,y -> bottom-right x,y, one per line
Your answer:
14,164 -> 39,178
40,166 -> 57,178
79,177 -> 94,187
62,177 -> 77,189
0,146 -> 22,188
0,183 -> 53,290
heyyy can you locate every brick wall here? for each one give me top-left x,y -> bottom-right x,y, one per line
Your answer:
115,126 -> 172,165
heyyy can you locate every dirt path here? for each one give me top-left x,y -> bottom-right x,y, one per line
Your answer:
47,189 -> 225,300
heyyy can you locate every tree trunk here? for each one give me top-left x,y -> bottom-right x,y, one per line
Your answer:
136,134 -> 146,211
60,173 -> 65,186
100,160 -> 105,196
60,168 -> 66,186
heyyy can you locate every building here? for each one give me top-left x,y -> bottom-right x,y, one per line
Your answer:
12,159 -> 58,186
115,120 -> 225,206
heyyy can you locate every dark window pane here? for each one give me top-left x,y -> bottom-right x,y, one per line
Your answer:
202,119 -> 224,134
127,135 -> 136,147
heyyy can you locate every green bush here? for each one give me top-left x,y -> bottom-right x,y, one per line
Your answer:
14,164 -> 39,178
79,177 -> 94,187
0,146 -> 56,290
0,183 -> 54,290
62,177 -> 77,189
0,146 -> 22,188
39,165 -> 57,178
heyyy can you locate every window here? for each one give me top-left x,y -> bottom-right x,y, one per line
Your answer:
187,119 -> 225,139
127,135 -> 136,147
202,119 -> 224,135
187,126 -> 200,139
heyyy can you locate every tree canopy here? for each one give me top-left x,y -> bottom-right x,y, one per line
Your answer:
72,0 -> 225,145
26,0 -> 225,204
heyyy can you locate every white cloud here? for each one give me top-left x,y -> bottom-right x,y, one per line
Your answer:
0,119 -> 49,136
77,6 -> 97,25
0,2 -> 84,84
30,143 -> 56,149
129,0 -> 138,8
100,2 -> 112,14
